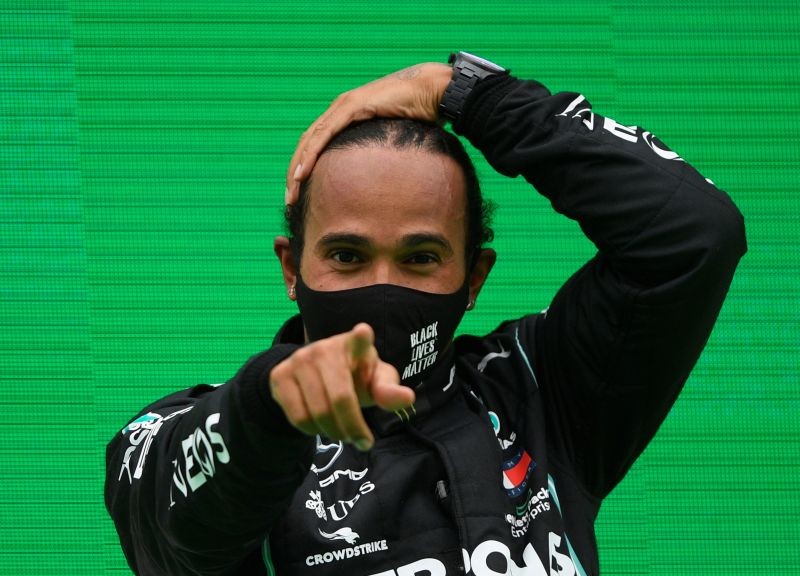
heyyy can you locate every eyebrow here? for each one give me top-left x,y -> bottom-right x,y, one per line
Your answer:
316,233 -> 371,249
316,232 -> 453,254
398,233 -> 454,255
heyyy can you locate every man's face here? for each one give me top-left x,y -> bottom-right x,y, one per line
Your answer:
298,145 -> 469,294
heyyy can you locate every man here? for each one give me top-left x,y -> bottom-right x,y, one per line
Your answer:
106,53 -> 746,575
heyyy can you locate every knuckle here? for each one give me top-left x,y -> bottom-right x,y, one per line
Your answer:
307,400 -> 328,418
312,120 -> 328,135
362,103 -> 377,118
329,388 -> 355,411
269,366 -> 289,388
333,91 -> 351,105
292,346 -> 313,364
319,339 -> 345,360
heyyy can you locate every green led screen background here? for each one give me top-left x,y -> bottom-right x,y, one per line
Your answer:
1,1 -> 798,574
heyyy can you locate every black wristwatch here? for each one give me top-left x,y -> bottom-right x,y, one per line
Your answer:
439,52 -> 508,122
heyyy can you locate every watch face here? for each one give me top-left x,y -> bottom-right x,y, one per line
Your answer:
460,51 -> 505,73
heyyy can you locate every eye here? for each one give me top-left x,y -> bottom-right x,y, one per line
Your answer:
404,253 -> 439,265
330,250 -> 363,264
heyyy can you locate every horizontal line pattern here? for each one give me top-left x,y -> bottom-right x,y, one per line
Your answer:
0,2 -> 103,575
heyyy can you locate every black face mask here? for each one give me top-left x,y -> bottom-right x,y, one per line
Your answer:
294,276 -> 469,388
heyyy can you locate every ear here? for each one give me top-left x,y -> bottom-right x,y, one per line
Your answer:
467,248 -> 496,309
273,236 -> 297,301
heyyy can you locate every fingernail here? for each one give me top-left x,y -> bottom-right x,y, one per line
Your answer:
354,438 -> 372,452
293,163 -> 303,181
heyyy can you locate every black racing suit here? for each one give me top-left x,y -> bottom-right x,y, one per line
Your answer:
105,75 -> 746,575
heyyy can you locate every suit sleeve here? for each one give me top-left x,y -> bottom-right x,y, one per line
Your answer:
454,76 -> 747,497
104,344 -> 315,575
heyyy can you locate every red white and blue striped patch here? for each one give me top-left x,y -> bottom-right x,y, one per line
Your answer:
502,449 -> 535,497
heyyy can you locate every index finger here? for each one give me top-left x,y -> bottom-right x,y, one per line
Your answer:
348,322 -> 379,384
348,322 -> 375,361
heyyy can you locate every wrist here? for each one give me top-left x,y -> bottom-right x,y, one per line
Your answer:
439,52 -> 508,123
428,62 -> 454,99
413,63 -> 454,121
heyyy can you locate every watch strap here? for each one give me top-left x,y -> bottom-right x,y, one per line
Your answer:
439,52 -> 507,122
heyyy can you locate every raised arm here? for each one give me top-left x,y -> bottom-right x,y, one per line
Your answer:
454,74 -> 747,497
285,56 -> 746,499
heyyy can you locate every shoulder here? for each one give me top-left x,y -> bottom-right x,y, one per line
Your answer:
454,313 -> 545,402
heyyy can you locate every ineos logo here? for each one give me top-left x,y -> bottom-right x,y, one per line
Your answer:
169,413 -> 230,506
